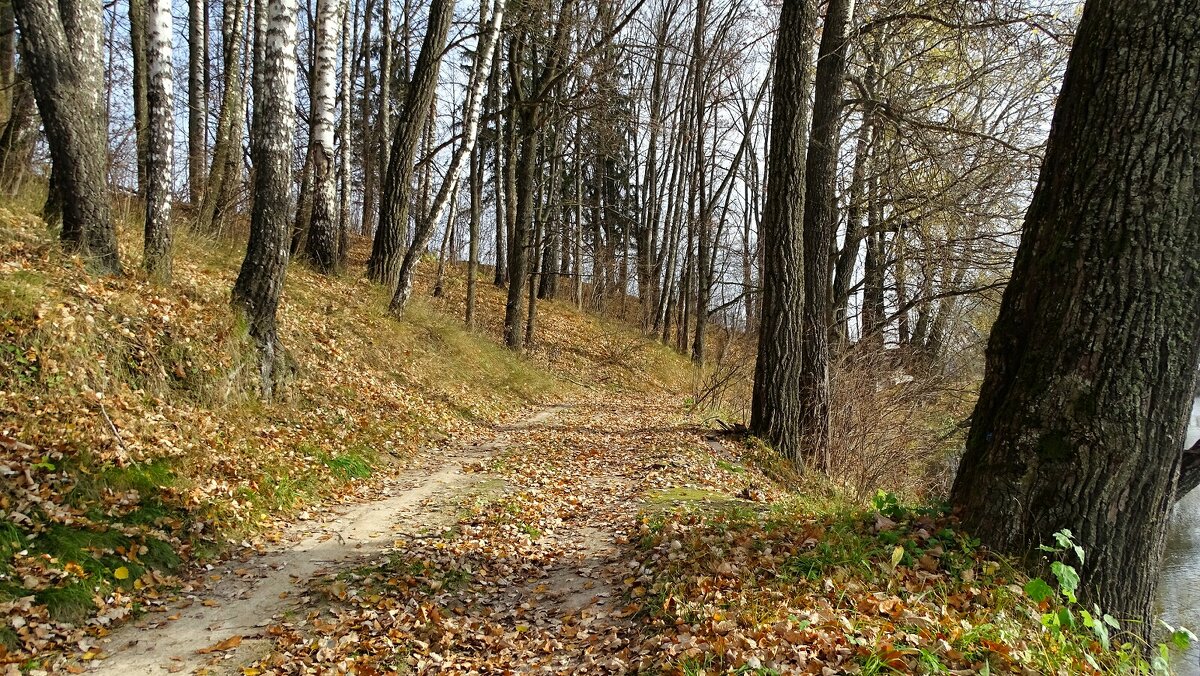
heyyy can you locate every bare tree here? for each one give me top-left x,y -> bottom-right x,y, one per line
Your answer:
14,0 -> 120,273
143,0 -> 175,280
232,0 -> 298,397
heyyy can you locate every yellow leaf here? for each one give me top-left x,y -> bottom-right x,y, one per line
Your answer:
113,566 -> 130,580
891,546 -> 904,568
243,669 -> 261,675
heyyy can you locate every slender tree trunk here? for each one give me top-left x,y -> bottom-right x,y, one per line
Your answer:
491,47 -> 507,287
0,65 -> 37,193
831,108 -> 872,348
466,139 -> 481,328
368,0 -> 452,288
950,0 -> 1200,639
337,0 -> 352,263
143,0 -> 175,281
232,0 -> 298,398
303,0 -> 342,273
14,0 -> 119,273
749,0 -> 816,461
129,0 -> 149,196
188,0 -> 207,204
196,0 -> 245,234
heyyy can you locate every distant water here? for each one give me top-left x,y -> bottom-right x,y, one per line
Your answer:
1159,397 -> 1200,675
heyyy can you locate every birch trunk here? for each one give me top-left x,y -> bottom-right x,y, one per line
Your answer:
143,0 -> 175,281
232,0 -> 298,398
303,0 -> 342,273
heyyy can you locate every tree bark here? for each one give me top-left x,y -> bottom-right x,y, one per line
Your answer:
195,0 -> 245,234
129,0 -> 149,196
303,0 -> 342,273
797,0 -> 853,471
949,0 -> 1200,639
0,64 -> 37,193
143,0 -> 175,281
188,0 -> 207,204
389,0 -> 504,313
749,0 -> 816,462
14,0 -> 119,274
368,0 -> 452,288
232,0 -> 298,398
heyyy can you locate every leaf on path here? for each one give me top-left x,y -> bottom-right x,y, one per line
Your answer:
196,634 -> 243,654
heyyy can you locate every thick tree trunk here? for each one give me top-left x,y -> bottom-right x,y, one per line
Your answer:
950,0 -> 1200,639
368,0 -> 451,288
232,0 -> 298,398
143,0 -> 174,281
14,0 -> 119,274
797,0 -> 853,471
303,0 -> 342,273
188,0 -> 207,204
749,0 -> 815,461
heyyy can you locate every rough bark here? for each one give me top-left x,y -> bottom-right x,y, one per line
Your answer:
389,0 -> 504,313
14,0 -> 119,274
143,0 -> 175,281
797,0 -> 853,471
367,0 -> 452,288
949,0 -> 1200,639
303,0 -> 342,273
232,0 -> 298,398
749,0 -> 816,461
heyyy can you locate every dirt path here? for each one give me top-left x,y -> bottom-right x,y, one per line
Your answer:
88,406 -> 568,675
223,391 -> 732,674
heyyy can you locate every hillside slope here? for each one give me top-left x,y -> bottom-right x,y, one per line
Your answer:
0,202 -> 691,668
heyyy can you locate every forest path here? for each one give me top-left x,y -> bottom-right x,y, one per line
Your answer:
87,404 -> 571,675
224,389 -> 732,674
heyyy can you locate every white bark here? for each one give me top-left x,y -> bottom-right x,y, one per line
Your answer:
144,0 -> 174,280
303,0 -> 342,271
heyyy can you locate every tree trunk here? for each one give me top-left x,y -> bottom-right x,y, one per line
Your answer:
188,0 -> 207,204
389,0 -> 503,313
303,0 -> 342,273
14,0 -> 119,274
749,0 -> 816,461
232,0 -> 298,398
143,0 -> 175,281
466,139 -> 481,328
337,0 -> 351,263
195,0 -> 245,234
0,65 -> 37,193
950,0 -> 1200,640
797,0 -> 853,470
368,0 -> 451,288
129,0 -> 149,196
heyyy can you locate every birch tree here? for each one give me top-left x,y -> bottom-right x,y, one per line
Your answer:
232,0 -> 299,397
303,0 -> 343,273
143,0 -> 175,280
